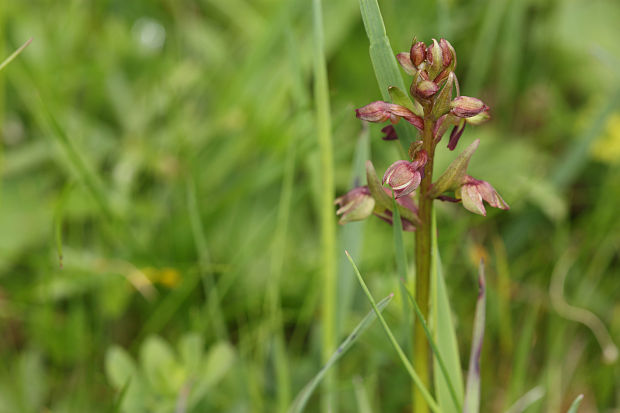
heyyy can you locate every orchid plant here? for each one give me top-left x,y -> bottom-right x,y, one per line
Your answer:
335,37 -> 509,412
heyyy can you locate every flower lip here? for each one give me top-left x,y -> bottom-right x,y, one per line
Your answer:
459,175 -> 509,216
334,186 -> 376,224
382,151 -> 428,198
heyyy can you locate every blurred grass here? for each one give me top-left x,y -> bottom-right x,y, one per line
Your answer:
1,0 -> 620,412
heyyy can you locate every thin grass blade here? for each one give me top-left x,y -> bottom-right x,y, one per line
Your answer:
287,294 -> 393,413
400,280 -> 462,412
566,394 -> 584,413
346,251 -> 442,413
0,37 -> 32,72
463,261 -> 487,413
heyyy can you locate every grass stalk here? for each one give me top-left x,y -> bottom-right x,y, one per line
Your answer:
312,0 -> 337,411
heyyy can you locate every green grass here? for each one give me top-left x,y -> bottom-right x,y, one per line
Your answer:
0,0 -> 619,412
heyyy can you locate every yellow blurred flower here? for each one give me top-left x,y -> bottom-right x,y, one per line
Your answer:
591,113 -> 620,164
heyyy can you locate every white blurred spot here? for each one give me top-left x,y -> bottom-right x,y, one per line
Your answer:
132,17 -> 166,53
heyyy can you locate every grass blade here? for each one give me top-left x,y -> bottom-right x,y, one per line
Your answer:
400,280 -> 462,413
505,386 -> 545,413
463,261 -> 487,413
312,0 -> 337,410
430,210 -> 464,413
287,294 -> 394,413
0,37 -> 32,72
566,394 -> 584,413
358,0 -> 418,147
346,251 -> 442,413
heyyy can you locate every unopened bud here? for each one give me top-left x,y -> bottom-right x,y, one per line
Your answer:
450,96 -> 489,118
334,186 -> 376,224
356,101 -> 419,125
415,80 -> 439,98
439,38 -> 455,69
410,41 -> 426,67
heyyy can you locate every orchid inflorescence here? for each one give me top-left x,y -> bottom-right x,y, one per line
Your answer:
336,37 -> 508,229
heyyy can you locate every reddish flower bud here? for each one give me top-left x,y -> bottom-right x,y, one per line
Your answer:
439,38 -> 455,69
355,101 -> 424,130
396,52 -> 416,76
382,151 -> 428,198
334,186 -> 376,224
450,96 -> 489,118
355,101 -> 394,123
381,125 -> 398,141
410,41 -> 426,67
458,175 -> 509,216
415,80 -> 439,98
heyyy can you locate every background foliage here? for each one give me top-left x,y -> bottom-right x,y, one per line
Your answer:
1,0 -> 619,412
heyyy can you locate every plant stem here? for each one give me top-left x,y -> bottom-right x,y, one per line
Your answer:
312,0 -> 337,411
413,104 -> 436,413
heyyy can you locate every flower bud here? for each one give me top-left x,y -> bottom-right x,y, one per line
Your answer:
355,101 -> 423,129
450,96 -> 489,118
457,175 -> 509,216
396,52 -> 416,76
439,38 -> 456,70
415,80 -> 439,98
334,186 -> 376,224
355,101 -> 395,123
382,151 -> 427,198
410,41 -> 426,67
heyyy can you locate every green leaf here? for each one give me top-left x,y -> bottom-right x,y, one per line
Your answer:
140,336 -> 185,395
430,139 -> 480,198
106,346 -> 138,390
288,294 -> 393,413
431,210 -> 465,413
359,0 -> 418,146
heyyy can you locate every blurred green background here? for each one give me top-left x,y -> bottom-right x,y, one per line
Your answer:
1,0 -> 619,412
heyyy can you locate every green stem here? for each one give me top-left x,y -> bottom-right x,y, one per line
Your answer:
413,104 -> 436,413
312,0 -> 337,411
